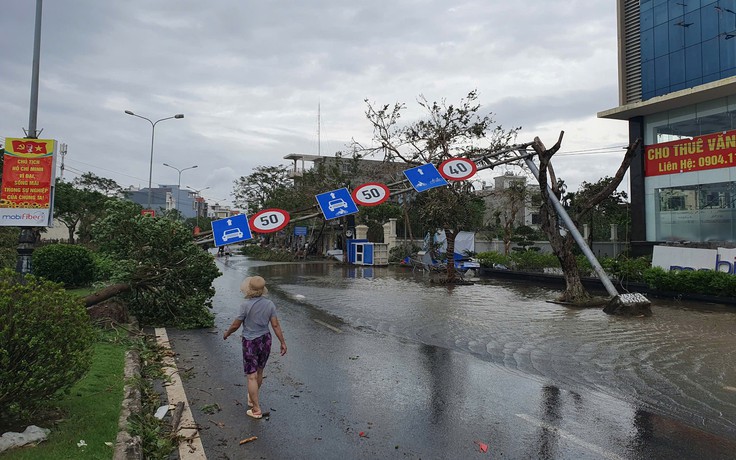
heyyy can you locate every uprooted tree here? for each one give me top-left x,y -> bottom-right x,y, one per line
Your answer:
357,90 -> 519,283
530,132 -> 642,304
83,199 -> 220,328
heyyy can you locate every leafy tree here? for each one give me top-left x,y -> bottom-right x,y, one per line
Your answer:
0,269 -> 94,421
564,177 -> 630,246
88,200 -> 220,328
359,90 -> 518,282
233,165 -> 293,214
487,180 -> 529,255
530,133 -> 641,303
53,173 -> 121,244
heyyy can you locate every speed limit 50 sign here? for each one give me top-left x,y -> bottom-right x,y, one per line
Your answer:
249,208 -> 290,233
352,182 -> 390,206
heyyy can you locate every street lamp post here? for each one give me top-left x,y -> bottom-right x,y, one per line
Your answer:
163,163 -> 197,214
124,110 -> 184,210
187,185 -> 210,229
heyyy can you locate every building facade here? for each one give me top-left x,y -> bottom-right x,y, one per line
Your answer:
124,184 -> 199,219
600,0 -> 736,253
478,173 -> 541,230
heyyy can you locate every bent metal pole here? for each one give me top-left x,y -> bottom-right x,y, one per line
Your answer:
521,151 -> 619,298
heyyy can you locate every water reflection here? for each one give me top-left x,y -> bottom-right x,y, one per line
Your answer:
535,386 -> 562,459
247,261 -> 736,439
418,344 -> 454,425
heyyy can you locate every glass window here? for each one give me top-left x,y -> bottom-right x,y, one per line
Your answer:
685,44 -> 703,81
642,59 -> 656,95
654,22 -> 670,57
669,18 -> 686,51
720,35 -> 736,71
670,49 -> 686,84
641,28 -> 655,62
721,68 -> 736,79
655,55 -> 670,92
669,1 -> 686,20
701,4 -> 720,40
654,1 -> 669,26
702,36 -> 721,76
684,0 -> 702,14
684,10 -> 702,47
655,182 -> 736,242
641,4 -> 655,31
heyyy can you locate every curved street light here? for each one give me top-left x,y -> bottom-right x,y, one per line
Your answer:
163,163 -> 197,212
124,110 -> 184,210
187,185 -> 210,228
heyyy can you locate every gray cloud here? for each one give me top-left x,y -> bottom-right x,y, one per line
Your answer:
0,0 -> 628,207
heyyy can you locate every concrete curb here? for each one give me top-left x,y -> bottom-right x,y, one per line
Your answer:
155,327 -> 207,459
113,349 -> 143,460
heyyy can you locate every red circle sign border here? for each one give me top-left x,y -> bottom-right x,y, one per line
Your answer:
249,208 -> 291,233
438,158 -> 477,181
352,182 -> 391,207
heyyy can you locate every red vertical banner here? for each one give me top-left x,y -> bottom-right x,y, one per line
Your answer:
0,138 -> 56,226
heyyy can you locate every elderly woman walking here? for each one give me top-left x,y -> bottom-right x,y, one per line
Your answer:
223,276 -> 287,419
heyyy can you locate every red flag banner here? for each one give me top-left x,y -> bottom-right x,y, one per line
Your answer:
11,140 -> 49,155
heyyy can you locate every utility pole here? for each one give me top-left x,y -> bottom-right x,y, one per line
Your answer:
58,143 -> 67,180
17,0 -> 44,274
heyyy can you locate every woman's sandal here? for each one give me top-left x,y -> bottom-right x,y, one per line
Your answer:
246,409 -> 262,419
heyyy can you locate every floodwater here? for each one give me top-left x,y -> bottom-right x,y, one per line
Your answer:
245,261 -> 736,440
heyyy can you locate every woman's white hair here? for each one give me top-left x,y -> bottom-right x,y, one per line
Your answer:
241,276 -> 268,298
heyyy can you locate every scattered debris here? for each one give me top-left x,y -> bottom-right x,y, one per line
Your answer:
239,436 -> 258,445
474,440 -> 488,453
200,403 -> 221,415
0,425 -> 51,454
208,419 -> 225,428
77,439 -> 87,448
359,432 -> 368,438
154,404 -> 170,420
171,401 -> 185,430
348,355 -> 359,360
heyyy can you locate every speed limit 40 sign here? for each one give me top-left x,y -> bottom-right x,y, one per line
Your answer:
249,208 -> 290,233
352,182 -> 390,206
438,157 -> 477,181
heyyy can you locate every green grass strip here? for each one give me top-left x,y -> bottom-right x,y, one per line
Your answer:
3,334 -> 127,460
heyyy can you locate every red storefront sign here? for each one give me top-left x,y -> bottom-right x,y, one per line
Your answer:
644,129 -> 736,177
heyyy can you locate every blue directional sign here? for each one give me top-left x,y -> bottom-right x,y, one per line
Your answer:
315,187 -> 359,220
212,213 -> 252,247
403,164 -> 448,192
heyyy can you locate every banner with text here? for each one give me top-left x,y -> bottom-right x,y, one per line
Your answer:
652,245 -> 736,275
644,129 -> 736,177
0,138 -> 57,226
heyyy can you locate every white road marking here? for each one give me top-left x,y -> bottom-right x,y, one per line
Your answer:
516,413 -> 624,460
156,328 -> 207,459
313,319 -> 342,333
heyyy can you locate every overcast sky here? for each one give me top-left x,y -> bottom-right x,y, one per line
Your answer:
0,1 -> 630,209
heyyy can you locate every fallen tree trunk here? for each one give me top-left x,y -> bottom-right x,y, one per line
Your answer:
83,283 -> 132,307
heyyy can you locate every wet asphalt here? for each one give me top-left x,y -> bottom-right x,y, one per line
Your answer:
164,255 -> 736,459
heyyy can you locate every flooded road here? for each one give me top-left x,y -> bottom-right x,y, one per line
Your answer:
176,255 -> 736,458
252,261 -> 736,439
